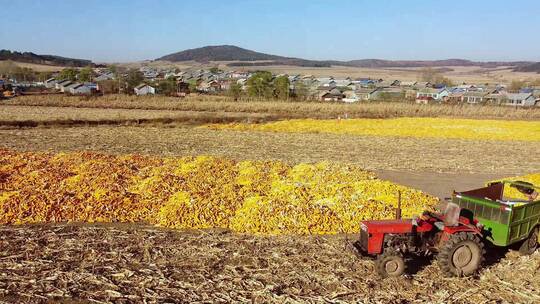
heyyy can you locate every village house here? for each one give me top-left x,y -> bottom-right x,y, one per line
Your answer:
483,91 -> 506,105
65,83 -> 80,94
399,81 -> 417,88
413,82 -> 431,90
456,84 -> 479,92
376,80 -> 400,88
230,71 -> 249,79
355,78 -> 377,88
333,79 -> 354,88
520,86 -> 540,99
447,90 -> 464,103
504,93 -> 536,107
415,88 -> 449,104
134,84 -> 156,96
352,88 -> 379,101
342,91 -> 359,103
56,80 -> 73,92
320,88 -> 344,101
461,91 -> 488,104
198,80 -> 221,93
68,83 -> 92,95
532,86 -> 540,98
44,78 -> 57,89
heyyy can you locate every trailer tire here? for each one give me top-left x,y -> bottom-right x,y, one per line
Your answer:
375,249 -> 406,278
438,232 -> 485,277
519,227 -> 539,256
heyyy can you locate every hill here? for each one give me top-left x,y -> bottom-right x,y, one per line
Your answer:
157,45 -> 288,62
513,62 -> 540,73
157,45 -> 533,69
0,49 -> 93,67
157,45 -> 333,67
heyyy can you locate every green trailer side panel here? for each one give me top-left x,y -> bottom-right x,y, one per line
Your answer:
453,196 -> 510,246
508,201 -> 540,244
454,195 -> 540,247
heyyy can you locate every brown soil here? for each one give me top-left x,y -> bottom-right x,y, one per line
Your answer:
376,170 -> 511,198
0,224 -> 538,303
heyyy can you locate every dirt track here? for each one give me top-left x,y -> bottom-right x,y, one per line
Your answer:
1,224 -> 538,304
376,170 -> 510,198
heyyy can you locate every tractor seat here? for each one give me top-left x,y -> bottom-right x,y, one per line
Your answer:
434,221 -> 445,230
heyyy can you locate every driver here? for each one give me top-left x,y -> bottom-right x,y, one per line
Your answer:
512,181 -> 539,202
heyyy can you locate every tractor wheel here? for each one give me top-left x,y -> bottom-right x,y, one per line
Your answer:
375,249 -> 406,278
519,227 -> 539,256
438,232 -> 485,277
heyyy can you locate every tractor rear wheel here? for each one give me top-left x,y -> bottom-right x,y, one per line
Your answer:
375,249 -> 406,278
519,227 -> 539,255
438,232 -> 485,277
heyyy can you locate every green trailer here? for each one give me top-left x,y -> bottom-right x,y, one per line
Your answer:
452,181 -> 540,253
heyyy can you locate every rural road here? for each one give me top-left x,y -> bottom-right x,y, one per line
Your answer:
376,170 -> 512,199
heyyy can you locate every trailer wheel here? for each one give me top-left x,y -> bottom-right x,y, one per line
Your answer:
375,249 -> 405,278
438,232 -> 485,277
519,227 -> 539,256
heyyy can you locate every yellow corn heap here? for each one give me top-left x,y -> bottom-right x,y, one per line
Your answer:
491,173 -> 540,200
203,118 -> 540,142
0,150 -> 438,234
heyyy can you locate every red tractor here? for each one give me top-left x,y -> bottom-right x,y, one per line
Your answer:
356,203 -> 485,278
356,181 -> 540,277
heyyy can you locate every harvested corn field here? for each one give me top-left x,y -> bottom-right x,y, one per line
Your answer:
205,117 -> 540,141
0,150 -> 437,234
0,105 -> 275,127
1,125 -> 537,174
1,224 -> 539,304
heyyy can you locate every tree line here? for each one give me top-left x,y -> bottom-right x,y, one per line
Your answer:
0,60 -> 52,82
228,71 -> 311,101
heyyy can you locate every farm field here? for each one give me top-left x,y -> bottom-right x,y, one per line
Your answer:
7,95 -> 540,120
1,125 -> 537,175
1,97 -> 539,303
205,117 -> 540,141
0,105 -> 273,126
1,223 -> 539,303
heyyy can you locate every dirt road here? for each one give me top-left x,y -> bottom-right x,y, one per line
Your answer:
376,170 -> 510,198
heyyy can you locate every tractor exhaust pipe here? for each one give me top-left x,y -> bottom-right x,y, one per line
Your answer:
395,191 -> 402,220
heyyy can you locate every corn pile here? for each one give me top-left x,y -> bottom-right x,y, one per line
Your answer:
492,173 -> 540,200
0,150 -> 437,234
204,117 -> 540,141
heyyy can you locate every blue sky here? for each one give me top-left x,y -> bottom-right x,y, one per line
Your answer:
1,0 -> 539,62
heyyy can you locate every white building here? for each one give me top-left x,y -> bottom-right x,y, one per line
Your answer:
505,93 -> 536,107
44,78 -> 57,89
55,80 -> 72,92
134,84 -> 156,96
416,88 -> 449,103
69,83 -> 92,95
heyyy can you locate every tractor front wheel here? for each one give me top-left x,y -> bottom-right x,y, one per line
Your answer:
519,227 -> 539,255
438,232 -> 485,277
375,249 -> 406,278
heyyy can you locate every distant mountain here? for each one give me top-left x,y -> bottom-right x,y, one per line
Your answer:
157,45 -> 288,62
0,49 -> 93,67
513,62 -> 540,73
157,45 -> 333,67
158,45 -> 535,69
